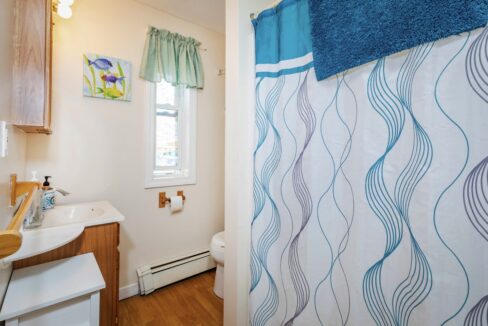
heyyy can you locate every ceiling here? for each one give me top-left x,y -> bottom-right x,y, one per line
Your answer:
135,0 -> 225,34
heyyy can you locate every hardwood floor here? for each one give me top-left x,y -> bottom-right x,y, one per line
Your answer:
119,270 -> 223,326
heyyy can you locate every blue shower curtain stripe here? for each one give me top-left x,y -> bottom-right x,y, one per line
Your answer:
253,0 -> 313,77
251,0 -> 488,325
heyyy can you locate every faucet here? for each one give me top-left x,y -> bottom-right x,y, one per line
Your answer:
55,188 -> 70,196
23,190 -> 45,229
23,187 -> 70,229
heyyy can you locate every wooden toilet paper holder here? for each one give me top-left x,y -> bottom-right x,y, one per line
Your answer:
159,191 -> 186,208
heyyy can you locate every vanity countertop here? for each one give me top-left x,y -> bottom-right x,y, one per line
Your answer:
0,201 -> 125,264
1,225 -> 84,263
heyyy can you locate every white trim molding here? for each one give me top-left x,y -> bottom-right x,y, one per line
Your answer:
119,283 -> 139,301
224,0 -> 258,324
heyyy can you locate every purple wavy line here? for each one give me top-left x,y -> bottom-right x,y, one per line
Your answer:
466,28 -> 488,103
464,27 -> 488,326
464,157 -> 488,241
284,72 -> 316,325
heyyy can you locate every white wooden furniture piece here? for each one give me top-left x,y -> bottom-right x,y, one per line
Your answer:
0,253 -> 105,326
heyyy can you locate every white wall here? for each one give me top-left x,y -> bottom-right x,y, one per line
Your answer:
25,0 -> 225,289
224,0 -> 268,324
0,0 -> 27,226
0,0 -> 26,305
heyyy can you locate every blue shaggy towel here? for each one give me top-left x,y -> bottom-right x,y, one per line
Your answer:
309,0 -> 488,81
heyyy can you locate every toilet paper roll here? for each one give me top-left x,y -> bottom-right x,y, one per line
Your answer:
170,196 -> 184,212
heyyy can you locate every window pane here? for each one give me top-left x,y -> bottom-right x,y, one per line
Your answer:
156,80 -> 176,106
155,108 -> 179,168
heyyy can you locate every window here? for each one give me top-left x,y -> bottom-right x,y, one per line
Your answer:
145,80 -> 196,188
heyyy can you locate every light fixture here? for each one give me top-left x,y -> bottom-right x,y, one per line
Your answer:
55,0 -> 74,19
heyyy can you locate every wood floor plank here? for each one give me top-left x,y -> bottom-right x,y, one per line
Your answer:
119,270 -> 223,326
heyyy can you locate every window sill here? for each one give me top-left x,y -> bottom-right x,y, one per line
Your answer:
144,175 -> 196,189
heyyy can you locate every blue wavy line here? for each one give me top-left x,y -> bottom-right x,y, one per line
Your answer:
252,76 -> 286,326
329,73 -> 358,326
314,77 -> 342,326
432,33 -> 472,326
284,72 -> 316,325
319,72 -> 358,325
392,43 -> 434,326
363,58 -> 405,326
313,73 -> 357,326
251,77 -> 268,293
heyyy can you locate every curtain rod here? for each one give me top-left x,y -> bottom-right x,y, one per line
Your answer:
145,26 -> 207,51
250,0 -> 281,20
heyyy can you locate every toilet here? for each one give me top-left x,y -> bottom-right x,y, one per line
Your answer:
210,231 -> 225,299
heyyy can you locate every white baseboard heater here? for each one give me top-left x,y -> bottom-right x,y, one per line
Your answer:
137,250 -> 215,295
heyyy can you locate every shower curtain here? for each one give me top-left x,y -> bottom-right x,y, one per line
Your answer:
250,1 -> 488,325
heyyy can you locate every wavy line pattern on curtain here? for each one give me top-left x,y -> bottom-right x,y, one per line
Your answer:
466,28 -> 488,104
431,33 -> 472,326
363,57 -> 406,326
284,72 -> 316,325
251,76 -> 286,326
251,8 -> 488,322
464,27 -> 488,326
279,72 -> 305,325
464,157 -> 488,326
313,75 -> 357,326
391,44 -> 434,326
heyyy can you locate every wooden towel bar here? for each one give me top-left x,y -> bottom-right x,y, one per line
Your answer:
0,174 -> 41,259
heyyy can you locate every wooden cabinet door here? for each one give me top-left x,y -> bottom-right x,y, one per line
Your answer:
11,0 -> 52,133
13,223 -> 120,325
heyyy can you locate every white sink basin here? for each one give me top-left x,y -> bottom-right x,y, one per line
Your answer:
33,201 -> 125,229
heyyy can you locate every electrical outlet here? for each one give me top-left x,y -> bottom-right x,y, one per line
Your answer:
0,121 -> 8,158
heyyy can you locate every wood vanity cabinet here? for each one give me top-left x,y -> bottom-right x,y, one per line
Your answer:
13,223 -> 121,326
11,0 -> 53,134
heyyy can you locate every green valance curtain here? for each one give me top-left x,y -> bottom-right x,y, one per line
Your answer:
140,26 -> 204,89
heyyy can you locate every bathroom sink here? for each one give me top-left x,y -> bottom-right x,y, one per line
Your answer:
31,201 -> 124,229
42,205 -> 104,227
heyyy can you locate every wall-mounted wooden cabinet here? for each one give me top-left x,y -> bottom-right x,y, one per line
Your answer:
11,0 -> 52,134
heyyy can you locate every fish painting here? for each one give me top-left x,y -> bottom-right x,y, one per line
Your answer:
83,54 -> 132,101
101,74 -> 125,84
96,86 -> 124,99
88,58 -> 113,70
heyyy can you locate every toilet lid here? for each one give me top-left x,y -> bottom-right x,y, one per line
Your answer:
213,232 -> 225,247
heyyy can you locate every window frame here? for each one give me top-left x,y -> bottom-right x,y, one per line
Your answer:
145,81 -> 197,189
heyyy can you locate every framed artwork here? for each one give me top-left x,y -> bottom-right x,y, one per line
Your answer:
83,54 -> 132,101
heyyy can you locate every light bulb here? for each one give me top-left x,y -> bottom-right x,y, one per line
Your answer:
59,0 -> 74,6
57,4 -> 72,19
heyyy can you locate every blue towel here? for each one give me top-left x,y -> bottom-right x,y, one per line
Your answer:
309,0 -> 488,81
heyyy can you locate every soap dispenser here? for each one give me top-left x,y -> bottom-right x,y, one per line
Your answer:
41,176 -> 56,211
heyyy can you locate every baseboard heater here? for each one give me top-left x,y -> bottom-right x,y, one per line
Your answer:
137,250 -> 215,295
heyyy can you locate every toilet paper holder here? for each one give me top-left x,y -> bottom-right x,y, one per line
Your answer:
159,191 -> 186,208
